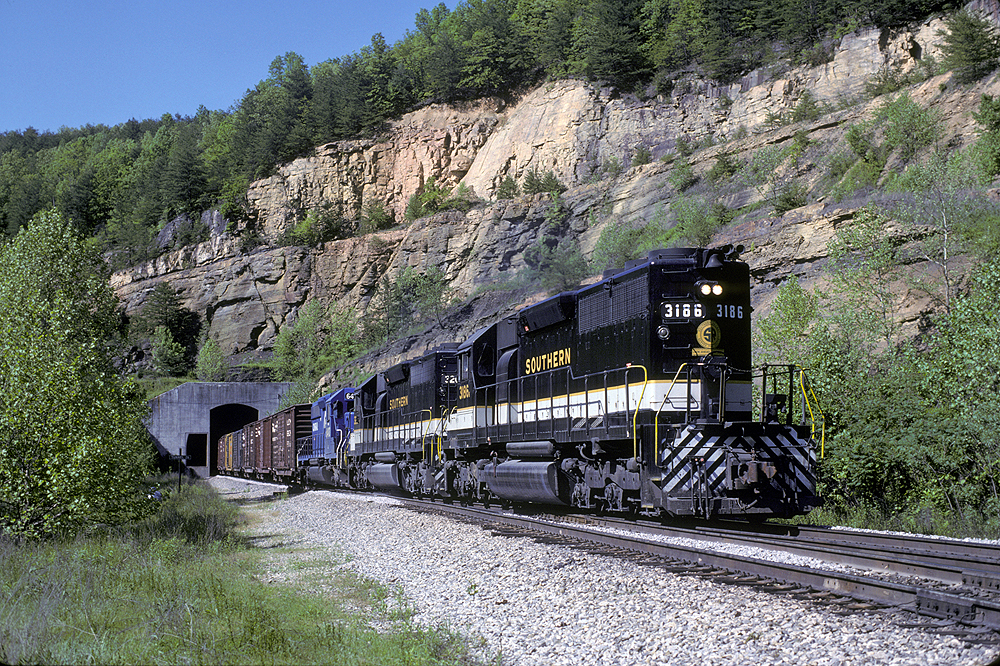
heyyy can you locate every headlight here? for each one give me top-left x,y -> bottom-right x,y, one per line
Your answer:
695,280 -> 722,298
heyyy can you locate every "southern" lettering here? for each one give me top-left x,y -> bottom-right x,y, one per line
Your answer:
389,395 -> 409,410
524,348 -> 572,375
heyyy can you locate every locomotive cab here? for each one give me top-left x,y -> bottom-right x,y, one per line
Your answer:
300,386 -> 356,487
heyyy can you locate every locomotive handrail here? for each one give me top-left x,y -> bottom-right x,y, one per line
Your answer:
335,427 -> 345,467
630,364 -> 648,463
655,363 -> 691,462
757,364 -> 825,457
796,366 -> 826,458
419,409 -> 433,454
436,406 -> 455,461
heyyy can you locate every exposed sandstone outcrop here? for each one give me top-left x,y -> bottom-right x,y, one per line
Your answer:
112,243 -> 311,359
245,99 -> 504,241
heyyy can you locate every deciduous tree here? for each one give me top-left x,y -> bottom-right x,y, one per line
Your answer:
195,337 -> 228,382
0,210 -> 152,537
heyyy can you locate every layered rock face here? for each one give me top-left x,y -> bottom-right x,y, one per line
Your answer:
245,99 -> 505,240
111,15 -> 996,371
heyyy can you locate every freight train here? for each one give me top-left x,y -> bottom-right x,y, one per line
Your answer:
217,246 -> 823,519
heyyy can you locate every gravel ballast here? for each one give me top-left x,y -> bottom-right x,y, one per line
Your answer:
211,477 -> 1000,665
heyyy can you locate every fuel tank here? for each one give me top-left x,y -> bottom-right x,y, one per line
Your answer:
366,463 -> 403,491
484,461 -> 571,505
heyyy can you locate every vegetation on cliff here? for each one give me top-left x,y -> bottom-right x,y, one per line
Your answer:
579,83 -> 1000,535
1,0 -> 982,266
754,213 -> 1000,536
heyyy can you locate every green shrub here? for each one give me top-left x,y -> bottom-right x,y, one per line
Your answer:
404,178 -> 479,220
736,145 -> 791,205
669,195 -> 731,246
831,159 -> 882,200
791,90 -> 829,123
591,217 -> 644,271
367,266 -> 453,344
239,231 -> 266,254
863,67 -> 907,98
523,168 -> 566,194
405,177 -> 449,220
791,130 -> 814,154
774,182 -> 808,214
972,94 -> 1000,179
631,145 -> 652,167
357,200 -> 394,235
152,325 -> 188,377
845,121 -> 881,162
404,191 -> 425,221
596,156 -> 623,180
669,158 -> 698,191
195,337 -> 227,382
764,109 -> 787,128
826,150 -> 858,182
875,93 -> 942,162
524,237 -> 590,293
444,182 -> 480,212
281,206 -> 349,247
707,152 -> 741,183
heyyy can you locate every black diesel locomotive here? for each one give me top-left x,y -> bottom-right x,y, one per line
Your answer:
348,246 -> 823,519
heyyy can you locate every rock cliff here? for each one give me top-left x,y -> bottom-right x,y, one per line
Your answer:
110,11 -> 1000,380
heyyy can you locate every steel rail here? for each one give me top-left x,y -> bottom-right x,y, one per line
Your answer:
405,499 -> 1000,631
565,515 -> 1000,590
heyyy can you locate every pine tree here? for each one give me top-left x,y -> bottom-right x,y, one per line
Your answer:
939,10 -> 1000,84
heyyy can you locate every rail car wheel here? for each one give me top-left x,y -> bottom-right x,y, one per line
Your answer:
604,482 -> 624,512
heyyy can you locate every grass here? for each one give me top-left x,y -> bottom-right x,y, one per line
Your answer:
137,374 -> 194,400
793,503 -> 1000,540
0,479 -> 486,665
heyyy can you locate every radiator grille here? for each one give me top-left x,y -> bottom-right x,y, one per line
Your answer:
579,274 -> 648,334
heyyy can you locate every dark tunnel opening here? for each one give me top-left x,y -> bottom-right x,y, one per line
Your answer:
209,404 -> 259,474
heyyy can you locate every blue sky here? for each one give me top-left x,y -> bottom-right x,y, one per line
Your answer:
1,0 -> 439,134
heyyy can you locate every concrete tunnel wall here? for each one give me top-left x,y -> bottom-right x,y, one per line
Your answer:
147,382 -> 292,477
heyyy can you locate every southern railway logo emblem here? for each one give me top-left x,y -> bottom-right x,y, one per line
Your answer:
693,320 -> 722,356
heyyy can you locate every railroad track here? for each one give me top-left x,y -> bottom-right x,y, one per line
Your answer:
403,497 -> 1000,646
558,514 -> 1000,593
